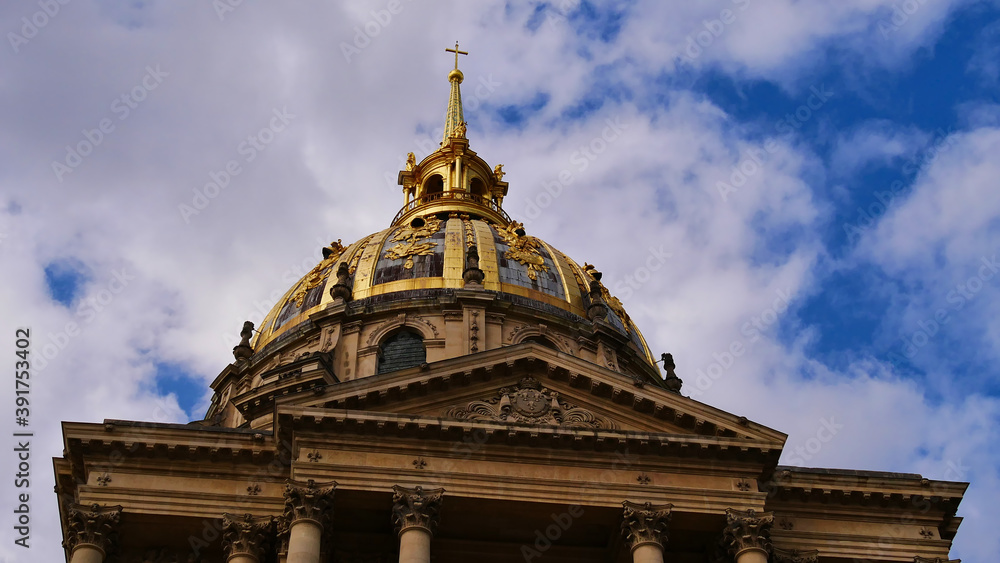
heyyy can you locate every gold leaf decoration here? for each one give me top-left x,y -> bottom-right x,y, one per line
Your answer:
496,221 -> 549,280
462,216 -> 475,248
290,240 -> 346,307
383,216 -> 443,269
347,240 -> 366,275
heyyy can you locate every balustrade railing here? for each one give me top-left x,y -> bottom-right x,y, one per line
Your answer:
391,191 -> 510,225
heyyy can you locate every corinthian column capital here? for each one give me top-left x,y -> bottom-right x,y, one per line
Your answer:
282,478 -> 337,529
391,485 -> 444,536
63,503 -> 123,557
621,501 -> 672,551
222,513 -> 275,562
724,508 -> 773,559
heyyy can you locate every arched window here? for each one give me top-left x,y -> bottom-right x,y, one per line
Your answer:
377,330 -> 426,374
423,174 -> 443,198
469,176 -> 487,197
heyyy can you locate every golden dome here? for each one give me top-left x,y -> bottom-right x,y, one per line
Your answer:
242,43 -> 659,391
252,215 -> 655,368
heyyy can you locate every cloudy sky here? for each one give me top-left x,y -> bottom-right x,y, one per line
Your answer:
1,0 -> 998,560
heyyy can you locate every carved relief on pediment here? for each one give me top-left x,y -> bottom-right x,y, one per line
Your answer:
445,376 -> 616,429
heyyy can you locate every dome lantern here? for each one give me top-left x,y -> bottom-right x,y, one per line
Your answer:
394,41 -> 510,228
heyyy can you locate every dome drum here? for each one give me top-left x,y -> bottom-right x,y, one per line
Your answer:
212,267 -> 660,428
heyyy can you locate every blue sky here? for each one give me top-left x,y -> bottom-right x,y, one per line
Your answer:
1,1 -> 998,560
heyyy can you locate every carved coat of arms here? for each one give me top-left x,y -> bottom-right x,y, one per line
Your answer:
446,376 -> 615,429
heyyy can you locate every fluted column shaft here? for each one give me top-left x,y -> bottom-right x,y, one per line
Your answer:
282,479 -> 337,563
392,485 -> 444,563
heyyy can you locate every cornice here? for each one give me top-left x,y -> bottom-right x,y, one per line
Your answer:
763,466 -> 966,515
232,354 -> 336,421
60,420 -> 277,483
274,407 -> 781,469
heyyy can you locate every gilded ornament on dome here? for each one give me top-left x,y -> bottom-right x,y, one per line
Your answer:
347,238 -> 369,275
462,218 -> 475,248
496,221 -> 549,281
383,216 -> 443,269
493,163 -> 505,181
405,152 -> 416,171
290,239 -> 346,307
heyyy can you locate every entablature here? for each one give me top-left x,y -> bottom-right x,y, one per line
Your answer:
763,466 -> 966,562
274,407 -> 782,472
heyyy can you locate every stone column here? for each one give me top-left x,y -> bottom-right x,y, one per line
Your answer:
221,513 -> 274,563
723,508 -> 773,563
64,503 -> 123,563
282,478 -> 337,563
621,501 -> 672,563
391,485 -> 444,563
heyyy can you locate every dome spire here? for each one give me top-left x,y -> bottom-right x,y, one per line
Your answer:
393,43 -> 510,228
443,41 -> 468,143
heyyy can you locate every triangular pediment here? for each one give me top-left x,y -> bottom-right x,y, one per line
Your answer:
278,343 -> 786,447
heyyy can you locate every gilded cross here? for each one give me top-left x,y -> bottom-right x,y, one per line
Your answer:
445,41 -> 468,70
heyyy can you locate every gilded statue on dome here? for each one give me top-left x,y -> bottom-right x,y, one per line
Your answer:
493,163 -> 505,181
405,152 -> 416,171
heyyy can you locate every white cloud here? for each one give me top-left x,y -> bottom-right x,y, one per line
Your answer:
856,126 -> 1000,373
615,0 -> 971,79
829,119 -> 930,176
